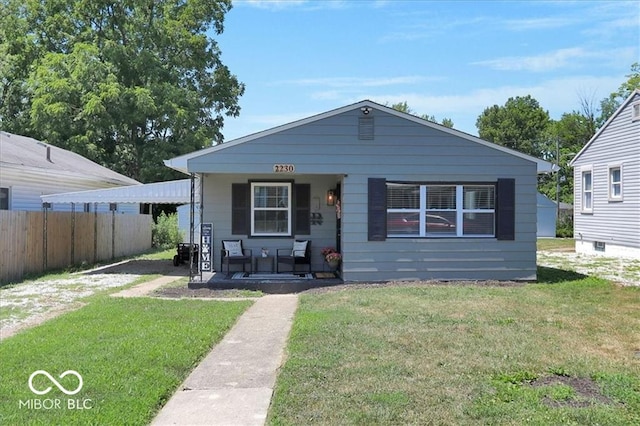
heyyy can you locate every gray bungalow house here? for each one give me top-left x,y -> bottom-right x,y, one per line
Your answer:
165,100 -> 554,282
569,89 -> 640,259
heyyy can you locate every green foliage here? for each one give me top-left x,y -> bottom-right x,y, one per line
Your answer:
0,0 -> 244,182
599,62 -> 640,127
556,212 -> 574,238
152,212 -> 182,249
476,95 -> 551,158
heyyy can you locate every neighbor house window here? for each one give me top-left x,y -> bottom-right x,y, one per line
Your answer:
0,187 -> 8,210
251,182 -> 291,236
386,183 -> 495,237
632,101 -> 640,122
582,169 -> 593,212
608,165 -> 622,201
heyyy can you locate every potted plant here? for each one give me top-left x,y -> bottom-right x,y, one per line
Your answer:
322,247 -> 342,270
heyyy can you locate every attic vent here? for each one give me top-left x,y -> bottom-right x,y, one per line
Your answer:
359,117 -> 374,140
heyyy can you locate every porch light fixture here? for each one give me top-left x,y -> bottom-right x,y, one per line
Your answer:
326,189 -> 336,206
361,106 -> 372,115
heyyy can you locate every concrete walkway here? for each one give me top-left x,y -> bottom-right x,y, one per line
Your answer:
152,294 -> 299,426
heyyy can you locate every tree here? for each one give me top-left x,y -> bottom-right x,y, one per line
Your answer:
475,95 -> 551,158
538,112 -> 594,205
388,101 -> 454,128
598,62 -> 640,127
0,0 -> 244,182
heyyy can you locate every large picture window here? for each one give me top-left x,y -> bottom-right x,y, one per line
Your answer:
387,183 -> 495,237
251,182 -> 291,236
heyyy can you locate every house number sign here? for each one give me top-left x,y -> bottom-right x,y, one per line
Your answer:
273,164 -> 295,173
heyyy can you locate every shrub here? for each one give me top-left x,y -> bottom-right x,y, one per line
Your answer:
556,212 -> 573,238
152,212 -> 183,249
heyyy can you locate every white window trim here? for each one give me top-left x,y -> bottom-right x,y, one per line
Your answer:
581,166 -> 593,213
387,184 -> 495,238
0,187 -> 10,210
632,100 -> 640,122
608,164 -> 623,201
250,182 -> 292,237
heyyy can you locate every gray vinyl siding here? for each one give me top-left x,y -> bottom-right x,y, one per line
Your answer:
202,173 -> 340,272
196,108 -> 539,280
573,92 -> 640,250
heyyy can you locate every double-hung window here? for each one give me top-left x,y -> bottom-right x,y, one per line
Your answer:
251,182 -> 291,236
582,169 -> 593,212
608,165 -> 622,201
0,187 -> 8,210
387,183 -> 495,237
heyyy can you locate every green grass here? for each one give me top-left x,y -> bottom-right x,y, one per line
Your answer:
268,274 -> 639,425
537,238 -> 575,251
0,297 -> 252,425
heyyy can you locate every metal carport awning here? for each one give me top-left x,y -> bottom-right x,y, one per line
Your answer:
40,179 -> 191,204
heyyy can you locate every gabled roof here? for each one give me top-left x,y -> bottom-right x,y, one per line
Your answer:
165,99 -> 555,174
40,179 -> 190,204
0,131 -> 139,186
569,89 -> 640,166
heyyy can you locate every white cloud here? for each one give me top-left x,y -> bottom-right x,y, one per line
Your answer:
473,47 -> 637,73
278,75 -> 441,88
473,48 -> 593,72
503,16 -> 578,31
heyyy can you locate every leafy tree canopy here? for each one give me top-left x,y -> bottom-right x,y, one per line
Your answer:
0,0 -> 244,182
476,95 -> 551,158
598,62 -> 640,127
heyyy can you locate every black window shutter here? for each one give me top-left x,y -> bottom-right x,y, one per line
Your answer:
496,178 -> 515,241
231,183 -> 249,235
368,178 -> 387,241
294,184 -> 311,235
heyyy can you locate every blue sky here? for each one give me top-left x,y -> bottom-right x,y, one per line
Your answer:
216,0 -> 639,140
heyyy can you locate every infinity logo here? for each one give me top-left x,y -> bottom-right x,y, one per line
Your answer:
28,370 -> 83,396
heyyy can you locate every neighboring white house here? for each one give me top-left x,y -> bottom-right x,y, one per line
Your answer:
0,131 -> 140,213
569,89 -> 640,259
166,100 -> 554,282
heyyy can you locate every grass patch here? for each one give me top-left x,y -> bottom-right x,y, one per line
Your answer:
269,277 -> 639,424
0,297 -> 252,424
537,238 -> 575,251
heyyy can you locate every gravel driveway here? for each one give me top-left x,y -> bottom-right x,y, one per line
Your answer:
0,258 -> 186,340
1,251 -> 638,340
537,250 -> 640,287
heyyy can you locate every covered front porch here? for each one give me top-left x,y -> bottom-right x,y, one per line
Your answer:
188,270 -> 343,294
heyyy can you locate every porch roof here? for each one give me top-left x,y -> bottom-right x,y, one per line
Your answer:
40,179 -> 190,204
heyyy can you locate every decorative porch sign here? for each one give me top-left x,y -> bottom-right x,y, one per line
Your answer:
200,223 -> 212,272
273,164 -> 295,173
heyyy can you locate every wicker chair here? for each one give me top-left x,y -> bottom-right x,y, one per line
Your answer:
220,240 -> 252,274
276,240 -> 311,273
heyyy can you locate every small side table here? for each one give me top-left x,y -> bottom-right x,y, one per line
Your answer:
254,255 -> 274,273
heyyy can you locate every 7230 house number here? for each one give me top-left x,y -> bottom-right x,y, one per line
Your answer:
273,164 -> 295,173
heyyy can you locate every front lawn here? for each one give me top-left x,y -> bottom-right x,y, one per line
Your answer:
269,274 -> 639,424
0,297 -> 251,425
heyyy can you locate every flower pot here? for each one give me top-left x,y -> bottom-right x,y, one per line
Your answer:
326,260 -> 340,270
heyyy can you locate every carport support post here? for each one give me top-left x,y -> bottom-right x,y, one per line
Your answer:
189,173 -> 196,281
